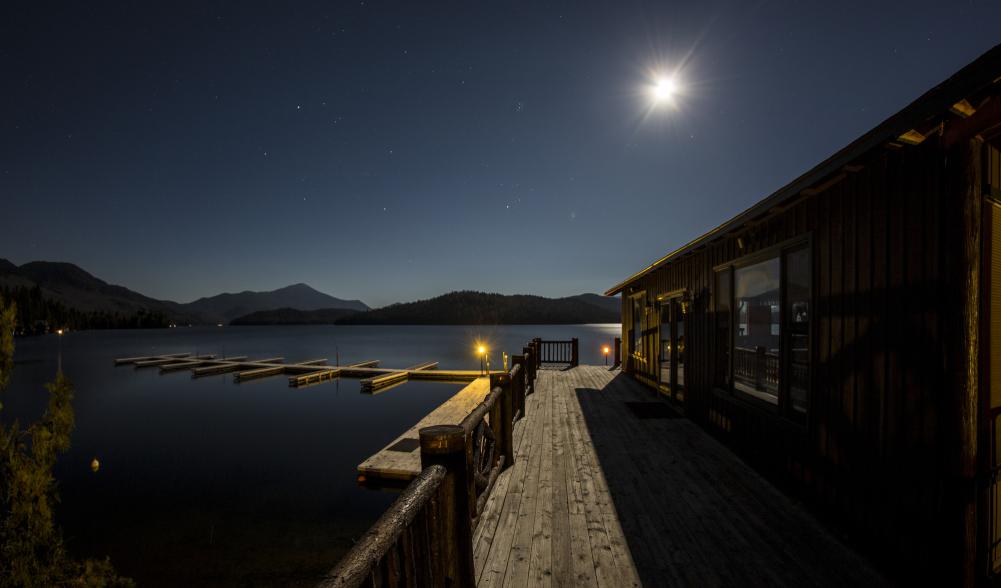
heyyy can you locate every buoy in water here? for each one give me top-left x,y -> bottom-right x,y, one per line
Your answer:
90,458 -> 100,473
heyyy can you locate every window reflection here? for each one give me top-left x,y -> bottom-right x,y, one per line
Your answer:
632,297 -> 643,358
659,303 -> 671,389
734,257 -> 781,404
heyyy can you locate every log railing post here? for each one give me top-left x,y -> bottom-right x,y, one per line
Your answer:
419,425 -> 476,587
490,373 -> 514,470
532,338 -> 542,369
522,346 -> 534,394
511,355 -> 526,417
571,337 -> 579,367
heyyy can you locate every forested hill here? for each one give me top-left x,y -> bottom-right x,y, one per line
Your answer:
334,291 -> 620,325
230,307 -> 360,325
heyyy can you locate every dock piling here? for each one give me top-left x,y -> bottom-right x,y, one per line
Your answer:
419,425 -> 476,587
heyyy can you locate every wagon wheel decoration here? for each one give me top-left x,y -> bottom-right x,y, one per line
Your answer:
471,418 -> 496,494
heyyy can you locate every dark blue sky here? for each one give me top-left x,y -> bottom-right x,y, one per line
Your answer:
2,1 -> 999,307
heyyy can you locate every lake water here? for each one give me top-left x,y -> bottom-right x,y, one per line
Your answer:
1,324 -> 619,587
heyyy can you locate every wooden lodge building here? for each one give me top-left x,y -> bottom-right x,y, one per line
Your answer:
606,44 -> 1001,585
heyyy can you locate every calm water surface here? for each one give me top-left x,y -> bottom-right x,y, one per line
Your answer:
2,324 -> 619,586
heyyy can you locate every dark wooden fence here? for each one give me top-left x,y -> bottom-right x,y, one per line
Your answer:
319,343 -> 538,588
530,337 -> 579,367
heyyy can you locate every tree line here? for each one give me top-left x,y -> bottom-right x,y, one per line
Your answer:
0,285 -> 170,335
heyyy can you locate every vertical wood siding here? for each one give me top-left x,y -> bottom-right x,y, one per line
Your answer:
619,138 -> 972,581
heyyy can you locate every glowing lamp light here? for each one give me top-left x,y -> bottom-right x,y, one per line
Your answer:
602,346 -> 610,355
90,458 -> 100,473
56,329 -> 64,336
476,343 -> 489,375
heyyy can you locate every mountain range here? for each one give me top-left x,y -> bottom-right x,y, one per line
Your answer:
185,284 -> 369,323
0,259 -> 620,327
0,259 -> 366,325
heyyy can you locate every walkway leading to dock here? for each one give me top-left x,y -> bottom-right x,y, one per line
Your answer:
473,365 -> 886,587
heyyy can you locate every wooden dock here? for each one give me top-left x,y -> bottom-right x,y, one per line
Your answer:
468,366 -> 885,587
359,361 -> 439,393
357,377 -> 493,482
115,352 -> 494,390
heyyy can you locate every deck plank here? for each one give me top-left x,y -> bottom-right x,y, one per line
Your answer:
527,384 -> 554,588
501,375 -> 549,587
550,384 -> 572,588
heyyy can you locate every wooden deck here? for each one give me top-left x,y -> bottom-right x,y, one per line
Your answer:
471,365 -> 886,587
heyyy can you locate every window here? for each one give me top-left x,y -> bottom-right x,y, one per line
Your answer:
631,296 -> 644,358
659,303 -> 671,386
715,241 -> 811,418
658,297 -> 686,403
734,257 -> 781,404
676,300 -> 686,399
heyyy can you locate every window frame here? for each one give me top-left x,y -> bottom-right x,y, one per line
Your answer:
628,290 -> 647,367
655,289 -> 689,404
713,235 -> 812,422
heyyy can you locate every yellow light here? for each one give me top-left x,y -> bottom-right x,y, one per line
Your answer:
602,346 -> 610,355
90,458 -> 100,473
477,345 -> 486,355
56,328 -> 64,336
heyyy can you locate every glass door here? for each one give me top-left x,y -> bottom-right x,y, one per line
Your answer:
985,199 -> 1001,574
659,303 -> 672,394
658,297 -> 686,404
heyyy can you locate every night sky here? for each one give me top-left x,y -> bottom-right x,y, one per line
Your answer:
2,2 -> 999,308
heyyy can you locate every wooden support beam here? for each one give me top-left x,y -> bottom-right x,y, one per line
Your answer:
951,99 -> 977,118
897,128 -> 927,145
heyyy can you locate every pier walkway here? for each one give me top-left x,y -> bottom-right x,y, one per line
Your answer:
472,365 -> 885,587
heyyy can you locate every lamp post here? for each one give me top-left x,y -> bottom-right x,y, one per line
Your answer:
478,345 -> 487,375
602,344 -> 610,366
56,328 -> 64,373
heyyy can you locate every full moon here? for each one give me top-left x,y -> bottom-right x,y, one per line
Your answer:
652,77 -> 677,102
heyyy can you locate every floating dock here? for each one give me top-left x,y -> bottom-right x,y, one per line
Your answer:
358,361 -> 439,393
114,352 -> 496,391
357,377 -> 492,483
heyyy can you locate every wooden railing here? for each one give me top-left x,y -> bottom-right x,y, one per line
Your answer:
320,343 -> 539,588
733,345 -> 779,390
530,337 -> 579,367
